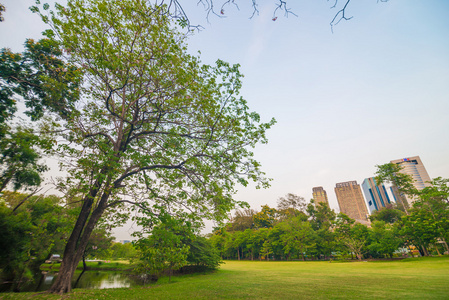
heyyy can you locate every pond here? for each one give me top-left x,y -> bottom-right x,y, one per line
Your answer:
0,270 -> 146,293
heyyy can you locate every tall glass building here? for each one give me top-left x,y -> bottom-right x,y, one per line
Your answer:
361,177 -> 391,213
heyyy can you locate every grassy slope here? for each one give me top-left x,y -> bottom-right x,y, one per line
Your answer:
2,257 -> 449,299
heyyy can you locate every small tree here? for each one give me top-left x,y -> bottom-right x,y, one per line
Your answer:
0,38 -> 81,123
260,240 -> 273,261
135,223 -> 189,283
335,214 -> 368,260
368,221 -> 403,258
185,235 -> 222,270
369,206 -> 405,224
307,202 -> 337,260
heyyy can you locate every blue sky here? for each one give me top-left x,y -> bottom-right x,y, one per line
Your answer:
2,0 -> 449,238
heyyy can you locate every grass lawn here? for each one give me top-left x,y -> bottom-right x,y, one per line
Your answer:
2,256 -> 449,299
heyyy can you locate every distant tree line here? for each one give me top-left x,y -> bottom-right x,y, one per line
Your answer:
208,175 -> 449,261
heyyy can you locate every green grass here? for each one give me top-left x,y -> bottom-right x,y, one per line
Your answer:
2,256 -> 449,299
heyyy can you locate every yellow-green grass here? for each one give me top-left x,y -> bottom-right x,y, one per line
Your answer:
3,256 -> 449,299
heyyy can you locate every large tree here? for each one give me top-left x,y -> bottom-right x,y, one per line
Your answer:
32,0 -> 274,293
409,178 -> 449,254
307,201 -> 337,259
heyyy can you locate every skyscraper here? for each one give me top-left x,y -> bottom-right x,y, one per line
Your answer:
361,177 -> 391,213
312,186 -> 329,206
390,156 -> 431,207
335,180 -> 369,223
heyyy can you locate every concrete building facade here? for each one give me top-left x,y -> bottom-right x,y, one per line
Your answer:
361,177 -> 392,213
312,186 -> 329,206
335,180 -> 369,223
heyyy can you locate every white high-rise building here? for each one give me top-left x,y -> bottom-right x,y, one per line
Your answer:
390,156 -> 431,206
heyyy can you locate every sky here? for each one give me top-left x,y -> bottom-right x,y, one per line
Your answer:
1,0 -> 449,239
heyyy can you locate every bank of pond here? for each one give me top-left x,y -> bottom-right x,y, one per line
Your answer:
0,262 -> 134,292
0,260 -> 216,293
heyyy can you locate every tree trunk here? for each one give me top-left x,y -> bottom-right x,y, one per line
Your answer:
440,238 -> 449,253
12,189 -> 40,213
421,245 -> 429,257
0,171 -> 13,193
48,179 -> 111,294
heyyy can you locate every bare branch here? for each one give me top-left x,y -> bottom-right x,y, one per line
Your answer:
329,0 -> 353,32
12,187 -> 45,213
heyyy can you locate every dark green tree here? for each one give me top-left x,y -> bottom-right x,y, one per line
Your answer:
0,126 -> 51,193
0,37 -> 81,194
209,228 -> 229,259
135,229 -> 189,283
0,37 -> 81,122
0,192 -> 75,291
398,208 -> 438,256
307,201 -> 337,259
369,206 -> 405,224
185,235 -> 222,270
367,221 -> 403,258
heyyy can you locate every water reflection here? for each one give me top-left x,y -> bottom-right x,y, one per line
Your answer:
75,272 -> 134,289
44,274 -> 55,285
0,271 -> 144,293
